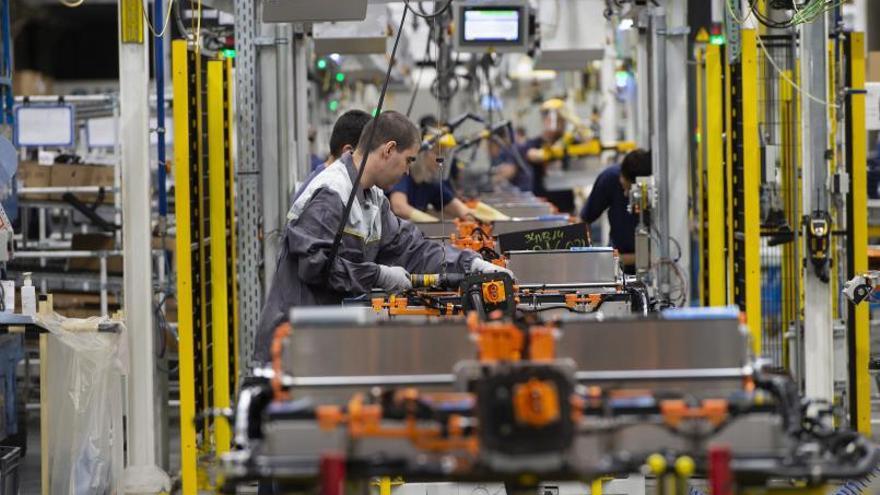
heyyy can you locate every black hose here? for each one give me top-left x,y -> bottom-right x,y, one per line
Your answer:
324,8 -> 409,273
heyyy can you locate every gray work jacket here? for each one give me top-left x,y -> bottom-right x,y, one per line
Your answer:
254,153 -> 478,362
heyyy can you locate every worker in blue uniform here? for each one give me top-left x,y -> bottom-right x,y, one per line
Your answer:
488,132 -> 532,192
581,150 -> 651,267
312,109 -> 372,172
292,110 -> 371,206
521,106 -> 576,213
580,149 -> 651,270
256,111 -> 512,362
388,128 -> 472,221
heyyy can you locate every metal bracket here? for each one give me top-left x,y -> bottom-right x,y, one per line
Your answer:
831,170 -> 850,197
255,36 -> 290,46
659,26 -> 691,37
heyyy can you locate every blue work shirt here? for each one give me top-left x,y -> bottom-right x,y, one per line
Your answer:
310,154 -> 326,171
389,174 -> 455,213
580,164 -> 638,254
491,147 -> 533,192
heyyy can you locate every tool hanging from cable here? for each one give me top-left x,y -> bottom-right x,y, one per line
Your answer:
324,6 -> 411,273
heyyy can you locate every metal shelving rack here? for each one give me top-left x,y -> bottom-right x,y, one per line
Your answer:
10,94 -> 123,314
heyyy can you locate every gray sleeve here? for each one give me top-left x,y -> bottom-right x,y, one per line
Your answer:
376,198 -> 479,274
288,188 -> 380,294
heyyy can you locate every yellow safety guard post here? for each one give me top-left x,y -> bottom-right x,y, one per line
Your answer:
739,29 -> 763,354
845,32 -> 871,435
225,56 -> 241,390
694,33 -> 706,305
171,39 -> 198,495
705,41 -> 727,307
207,58 -> 232,454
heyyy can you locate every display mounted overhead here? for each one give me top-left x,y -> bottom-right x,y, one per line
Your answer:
263,0 -> 368,23
454,0 -> 531,53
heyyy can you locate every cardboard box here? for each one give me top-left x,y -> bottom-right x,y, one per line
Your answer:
17,161 -> 52,200
68,233 -> 123,274
49,164 -> 95,201
12,70 -> 53,96
46,163 -> 115,204
86,165 -> 116,204
869,51 -> 880,83
152,235 -> 176,254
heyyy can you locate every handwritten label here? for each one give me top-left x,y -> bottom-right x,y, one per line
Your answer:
497,223 -> 590,253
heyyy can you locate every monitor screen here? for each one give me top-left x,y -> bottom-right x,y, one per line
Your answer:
462,7 -> 522,44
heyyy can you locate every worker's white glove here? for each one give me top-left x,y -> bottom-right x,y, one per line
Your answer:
375,265 -> 413,292
469,258 -> 515,279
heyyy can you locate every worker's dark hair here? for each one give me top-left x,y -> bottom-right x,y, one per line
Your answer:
357,111 -> 421,154
620,149 -> 652,182
418,114 -> 439,133
329,110 -> 371,158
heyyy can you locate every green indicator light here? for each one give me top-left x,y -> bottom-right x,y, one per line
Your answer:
221,48 -> 236,59
329,100 -> 339,112
317,58 -> 327,70
372,108 -> 379,117
710,34 -> 725,46
336,73 -> 346,83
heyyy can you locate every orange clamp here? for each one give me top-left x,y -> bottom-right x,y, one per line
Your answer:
660,399 -> 729,428
513,378 -> 561,428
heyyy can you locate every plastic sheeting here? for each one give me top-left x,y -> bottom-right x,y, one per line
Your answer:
41,313 -> 127,495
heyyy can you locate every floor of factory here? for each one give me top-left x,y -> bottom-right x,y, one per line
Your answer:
21,416 -> 39,494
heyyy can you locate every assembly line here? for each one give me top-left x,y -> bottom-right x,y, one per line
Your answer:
1,0 -> 879,494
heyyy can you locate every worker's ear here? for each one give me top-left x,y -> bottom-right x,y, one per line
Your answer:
342,144 -> 354,155
384,141 -> 397,157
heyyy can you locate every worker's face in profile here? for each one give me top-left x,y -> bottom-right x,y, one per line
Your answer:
375,141 -> 418,189
423,145 -> 440,173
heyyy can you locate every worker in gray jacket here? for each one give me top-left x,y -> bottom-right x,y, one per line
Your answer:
255,111 -> 510,362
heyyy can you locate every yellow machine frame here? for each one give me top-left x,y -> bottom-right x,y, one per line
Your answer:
695,21 -> 870,433
173,39 -> 240,491
844,32 -> 870,435
696,32 -> 728,308
699,28 -> 763,352
737,29 -> 763,354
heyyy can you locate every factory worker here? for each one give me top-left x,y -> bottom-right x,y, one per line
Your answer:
292,109 -> 371,204
580,149 -> 651,272
488,130 -> 532,192
521,99 -> 576,214
255,110 -> 512,362
388,131 -> 472,222
313,109 -> 372,172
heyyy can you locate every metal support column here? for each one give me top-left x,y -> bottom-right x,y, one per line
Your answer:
635,12 -> 650,149
800,15 -> 833,402
600,21 -> 617,149
118,0 -> 169,491
234,0 -> 263,371
293,29 -> 310,185
649,8 -> 670,300
663,0 -> 690,305
275,23 -> 293,215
